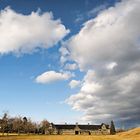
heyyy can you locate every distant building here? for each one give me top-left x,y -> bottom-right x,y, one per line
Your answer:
45,123 -> 110,135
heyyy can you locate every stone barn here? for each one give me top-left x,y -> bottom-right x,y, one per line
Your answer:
46,123 -> 110,135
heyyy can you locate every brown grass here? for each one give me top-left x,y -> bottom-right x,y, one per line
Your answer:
117,127 -> 140,137
0,128 -> 140,140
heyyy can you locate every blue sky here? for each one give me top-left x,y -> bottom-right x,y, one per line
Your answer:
0,0 -> 140,128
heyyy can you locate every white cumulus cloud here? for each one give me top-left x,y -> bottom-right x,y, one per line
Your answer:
0,7 -> 69,55
65,0 -> 140,126
64,0 -> 140,70
36,71 -> 73,84
69,80 -> 81,88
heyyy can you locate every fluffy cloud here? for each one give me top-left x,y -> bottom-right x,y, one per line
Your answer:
36,71 -> 73,84
65,0 -> 140,70
65,0 -> 140,126
0,7 -> 69,55
69,80 -> 81,89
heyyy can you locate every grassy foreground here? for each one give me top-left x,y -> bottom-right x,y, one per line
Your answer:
0,135 -> 139,140
0,134 -> 139,140
0,128 -> 140,140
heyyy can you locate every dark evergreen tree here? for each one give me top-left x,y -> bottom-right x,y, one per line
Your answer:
23,117 -> 28,133
110,120 -> 116,135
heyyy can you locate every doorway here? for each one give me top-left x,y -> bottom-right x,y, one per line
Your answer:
75,131 -> 79,135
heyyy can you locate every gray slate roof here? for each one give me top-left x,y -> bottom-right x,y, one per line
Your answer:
52,123 -> 109,130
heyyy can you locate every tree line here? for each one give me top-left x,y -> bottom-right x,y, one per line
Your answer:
0,113 -> 50,135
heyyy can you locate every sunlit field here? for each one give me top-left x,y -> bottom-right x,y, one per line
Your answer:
0,128 -> 140,140
0,135 -> 139,140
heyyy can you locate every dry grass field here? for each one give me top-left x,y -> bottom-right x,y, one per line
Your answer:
0,128 -> 140,140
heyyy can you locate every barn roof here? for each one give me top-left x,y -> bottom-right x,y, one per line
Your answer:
78,125 -> 101,130
52,123 -> 109,130
54,124 -> 75,129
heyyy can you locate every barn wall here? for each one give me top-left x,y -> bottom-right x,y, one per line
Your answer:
61,129 -> 75,135
54,129 -> 110,135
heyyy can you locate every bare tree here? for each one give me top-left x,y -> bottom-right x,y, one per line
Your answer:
12,117 -> 23,135
26,119 -> 36,135
1,113 -> 8,135
40,120 -> 50,134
